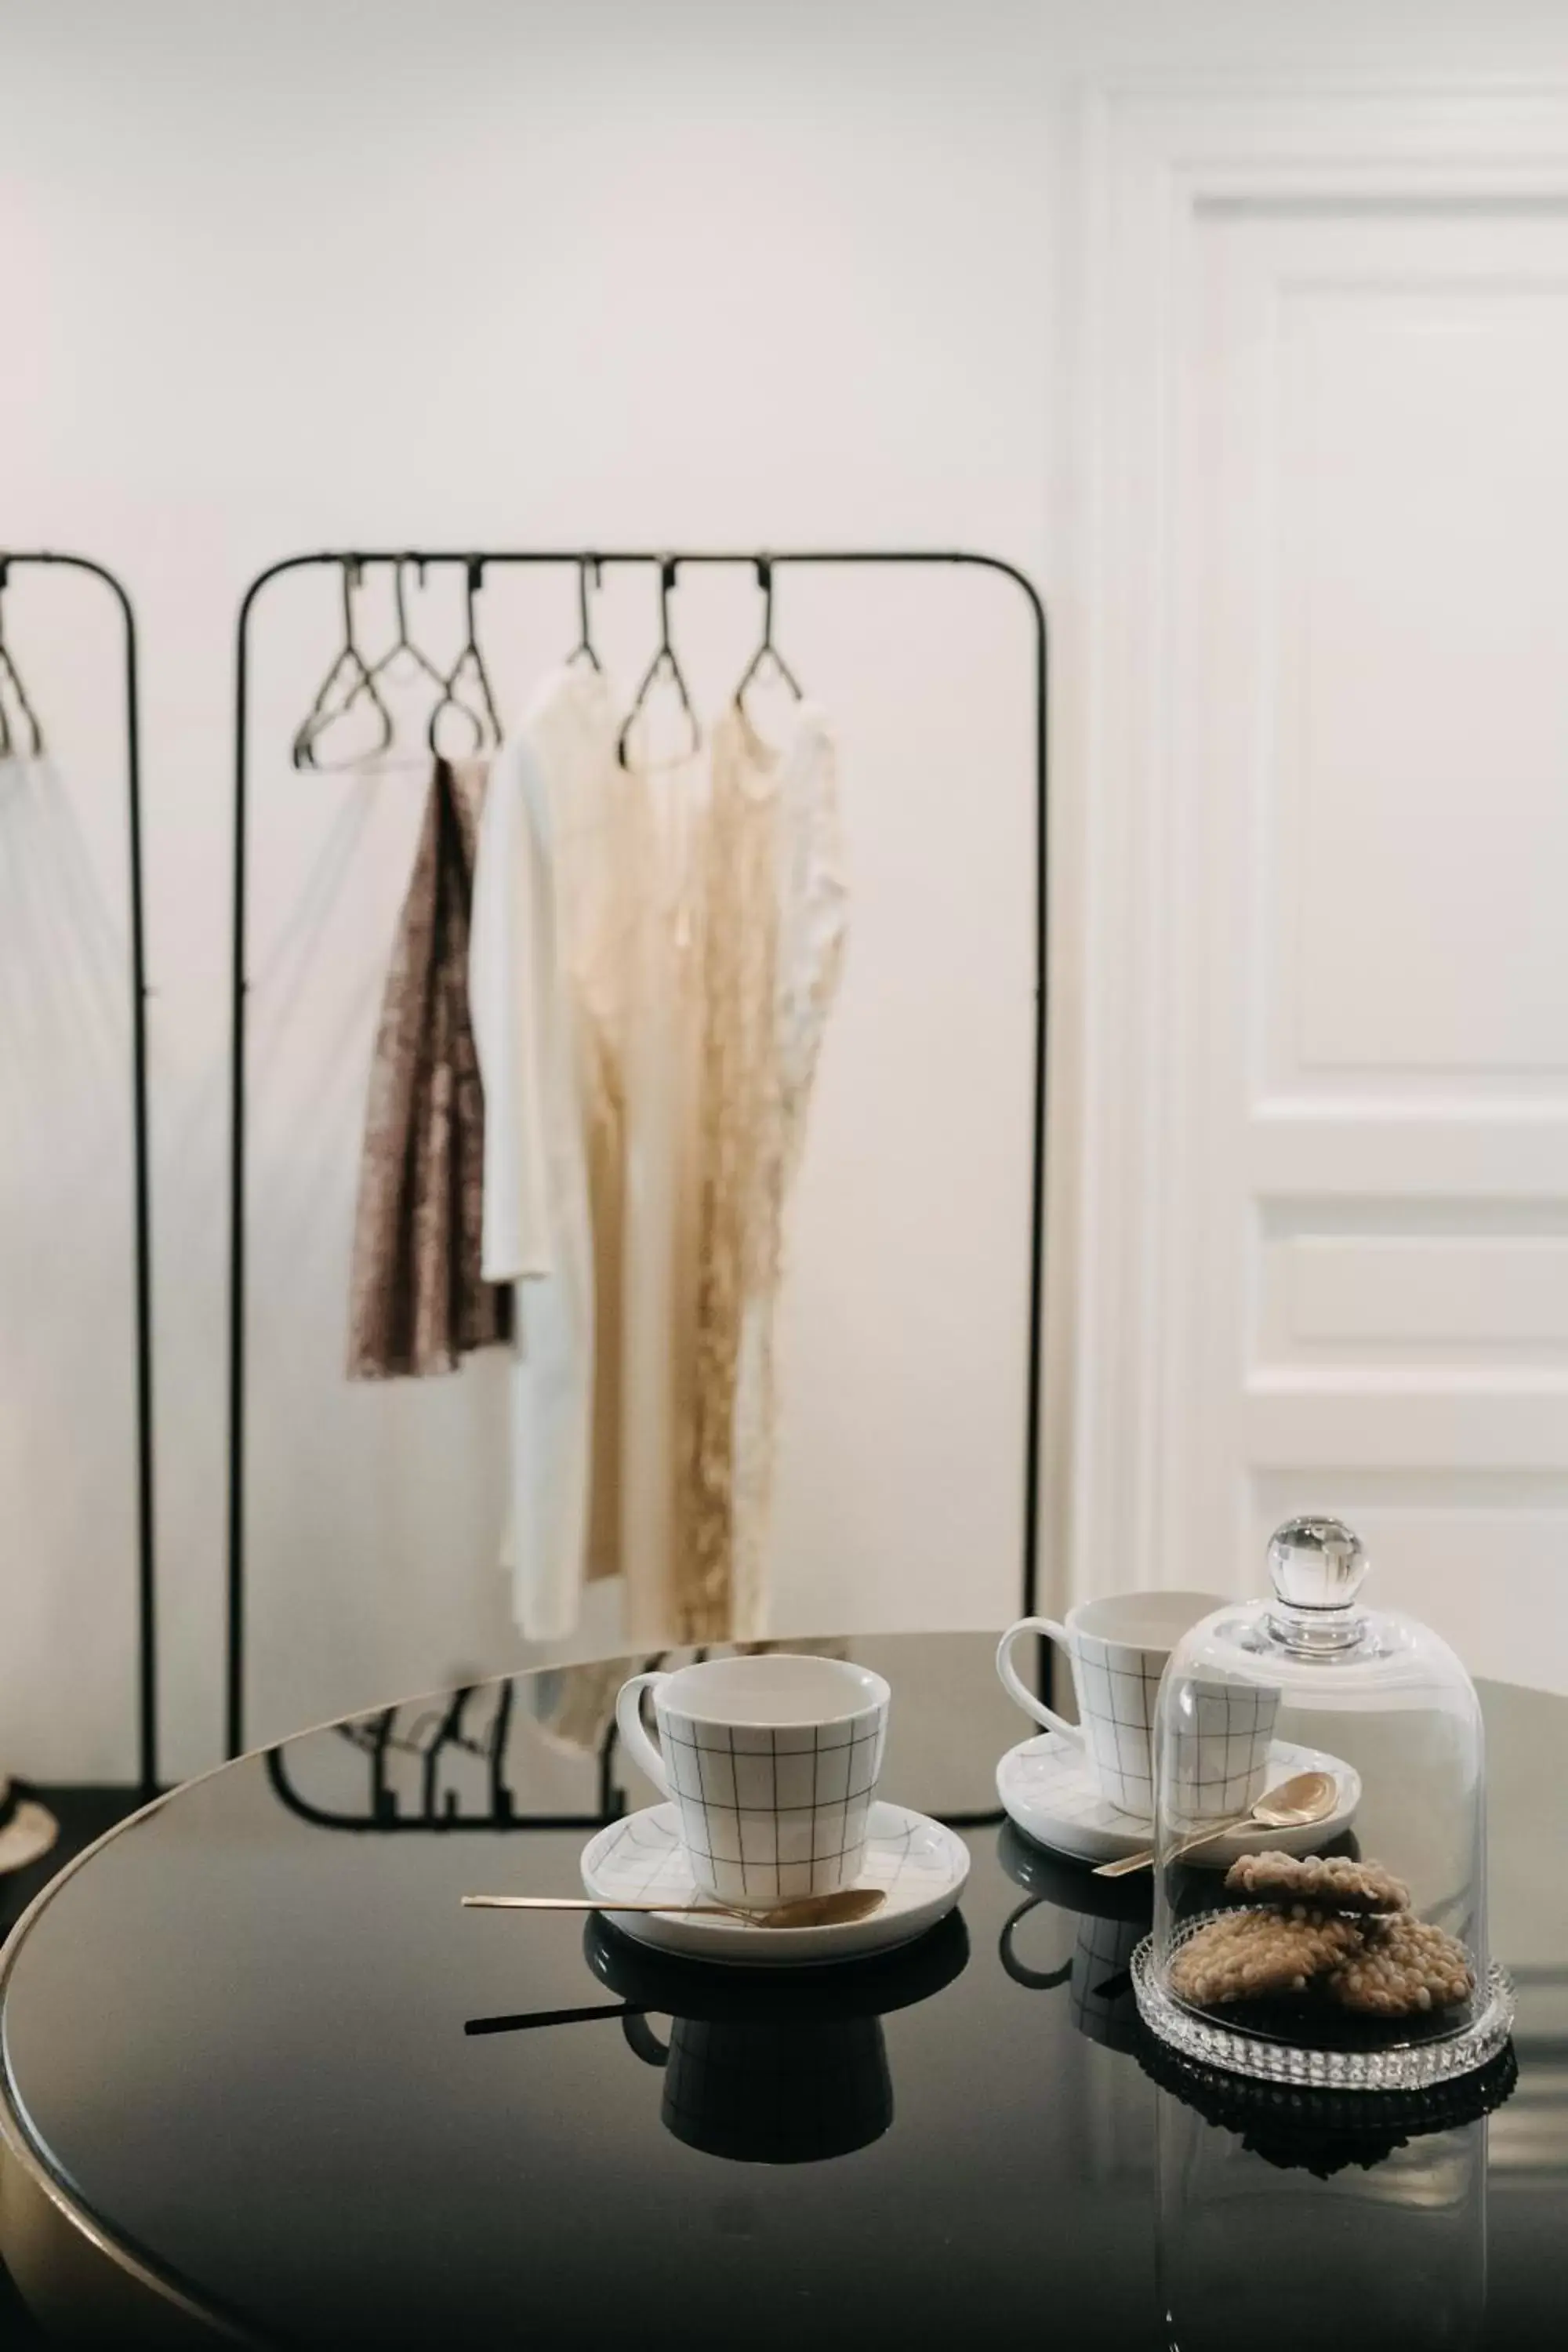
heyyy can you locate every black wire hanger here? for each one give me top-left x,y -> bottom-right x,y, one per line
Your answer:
291,557 -> 394,771
427,558 -> 504,758
365,555 -> 448,702
0,560 -> 46,761
733,554 -> 804,713
618,557 -> 700,768
569,555 -> 603,673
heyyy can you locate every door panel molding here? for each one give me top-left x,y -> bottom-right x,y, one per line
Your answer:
1069,82 -> 1568,1671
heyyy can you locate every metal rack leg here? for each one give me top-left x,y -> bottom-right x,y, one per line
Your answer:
5,554 -> 158,1794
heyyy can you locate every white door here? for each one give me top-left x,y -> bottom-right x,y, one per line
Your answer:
1069,89 -> 1568,1689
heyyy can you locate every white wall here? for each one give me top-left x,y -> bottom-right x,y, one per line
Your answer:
5,0 -> 1568,1777
1,0 -> 1065,1776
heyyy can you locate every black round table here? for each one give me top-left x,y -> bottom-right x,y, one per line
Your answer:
0,1633 -> 1563,2349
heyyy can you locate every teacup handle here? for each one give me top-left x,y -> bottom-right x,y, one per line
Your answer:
996,1618 -> 1081,1742
622,2011 -> 670,2067
998,1896 -> 1076,1991
615,1671 -> 671,1798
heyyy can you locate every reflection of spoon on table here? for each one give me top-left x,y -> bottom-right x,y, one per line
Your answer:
1094,1772 -> 1338,1878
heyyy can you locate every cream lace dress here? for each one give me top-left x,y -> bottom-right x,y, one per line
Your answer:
471,681 -> 845,1650
616,736 -> 709,1645
681,701 -> 848,1640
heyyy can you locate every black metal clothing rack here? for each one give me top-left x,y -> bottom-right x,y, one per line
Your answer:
1,554 -> 158,1798
227,549 -> 1048,1763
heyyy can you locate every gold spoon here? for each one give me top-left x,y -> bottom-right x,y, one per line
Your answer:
1092,1770 -> 1338,1879
462,1887 -> 888,1929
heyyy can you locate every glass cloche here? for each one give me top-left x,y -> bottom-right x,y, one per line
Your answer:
1132,1516 -> 1514,2091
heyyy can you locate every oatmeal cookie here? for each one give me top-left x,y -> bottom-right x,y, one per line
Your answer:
1327,1915 -> 1474,2017
1170,1906 -> 1364,2006
1224,1851 -> 1410,1915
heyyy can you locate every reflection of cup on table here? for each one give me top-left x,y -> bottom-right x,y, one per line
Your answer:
588,1911 -> 969,2166
996,1820 -> 1150,2053
614,1653 -> 890,1904
638,2014 -> 893,2165
1000,1907 -> 1145,2050
996,1593 -> 1224,1818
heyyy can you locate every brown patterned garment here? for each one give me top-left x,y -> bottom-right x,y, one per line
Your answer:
347,757 -> 511,1377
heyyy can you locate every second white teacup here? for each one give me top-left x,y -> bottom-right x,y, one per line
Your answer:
996,1592 -> 1225,1820
615,1653 -> 891,1904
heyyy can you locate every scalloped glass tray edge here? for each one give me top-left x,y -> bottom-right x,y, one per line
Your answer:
1131,1933 -> 1515,2092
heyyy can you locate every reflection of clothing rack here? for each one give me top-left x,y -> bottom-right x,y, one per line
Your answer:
0,554 -> 158,1799
260,1650 -> 1008,1839
227,550 -> 1049,1760
264,1678 -> 624,1833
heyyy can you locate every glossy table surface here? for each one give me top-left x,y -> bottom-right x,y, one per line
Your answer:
1,1633 -> 1564,2350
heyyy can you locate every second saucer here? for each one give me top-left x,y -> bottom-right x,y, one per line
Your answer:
997,1733 -> 1361,1868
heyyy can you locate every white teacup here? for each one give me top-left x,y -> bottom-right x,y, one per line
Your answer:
996,1592 -> 1226,1820
615,1653 -> 891,1904
1165,1673 -> 1282,1828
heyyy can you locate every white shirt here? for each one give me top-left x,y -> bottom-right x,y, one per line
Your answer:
468,666 -> 622,1640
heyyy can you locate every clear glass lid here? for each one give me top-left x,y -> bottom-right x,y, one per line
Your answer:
1132,1517 -> 1515,2091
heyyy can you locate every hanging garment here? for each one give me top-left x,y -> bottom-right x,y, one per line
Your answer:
682,702 -> 848,1641
347,757 -> 510,1378
616,735 -> 710,1646
469,666 -> 626,1641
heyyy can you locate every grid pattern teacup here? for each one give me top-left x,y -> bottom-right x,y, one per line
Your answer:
1165,1675 -> 1281,1827
614,1654 -> 891,1904
996,1593 -> 1226,1820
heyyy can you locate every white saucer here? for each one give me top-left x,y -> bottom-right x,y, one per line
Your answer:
581,1800 -> 970,1966
996,1735 -> 1361,1868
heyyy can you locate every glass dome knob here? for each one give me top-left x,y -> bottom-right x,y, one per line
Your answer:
1267,1515 -> 1368,1611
